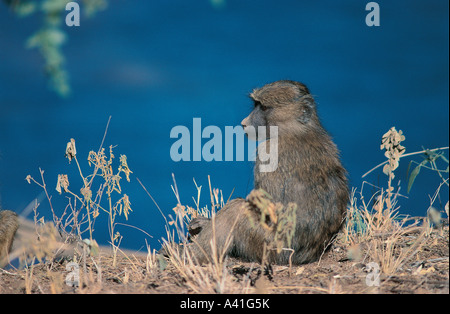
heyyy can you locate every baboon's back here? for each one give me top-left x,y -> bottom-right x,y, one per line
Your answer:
0,210 -> 19,264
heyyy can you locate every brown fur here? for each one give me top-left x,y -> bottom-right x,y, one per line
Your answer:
0,210 -> 19,266
188,80 -> 349,265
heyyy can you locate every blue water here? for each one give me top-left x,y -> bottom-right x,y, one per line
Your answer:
0,0 -> 448,252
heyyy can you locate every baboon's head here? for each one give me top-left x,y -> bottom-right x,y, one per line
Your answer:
241,80 -> 318,138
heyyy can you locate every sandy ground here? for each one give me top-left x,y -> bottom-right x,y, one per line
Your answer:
0,226 -> 448,295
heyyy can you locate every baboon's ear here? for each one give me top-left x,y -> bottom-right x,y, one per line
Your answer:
297,97 -> 315,124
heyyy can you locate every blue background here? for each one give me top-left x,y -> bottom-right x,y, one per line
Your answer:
0,0 -> 448,252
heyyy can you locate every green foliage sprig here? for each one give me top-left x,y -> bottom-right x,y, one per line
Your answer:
4,0 -> 107,97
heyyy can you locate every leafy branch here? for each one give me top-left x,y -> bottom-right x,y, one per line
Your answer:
3,0 -> 226,97
3,0 -> 107,97
406,149 -> 449,193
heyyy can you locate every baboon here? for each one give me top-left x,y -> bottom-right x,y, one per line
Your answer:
1,208 -> 77,267
0,210 -> 19,266
187,80 -> 349,265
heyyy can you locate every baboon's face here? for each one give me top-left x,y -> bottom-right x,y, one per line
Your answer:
241,80 -> 316,139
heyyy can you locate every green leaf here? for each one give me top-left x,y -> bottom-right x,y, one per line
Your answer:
14,1 -> 37,17
210,0 -> 226,9
407,159 -> 429,193
83,0 -> 108,17
41,0 -> 68,12
407,165 -> 421,194
45,28 -> 67,46
439,154 -> 449,164
406,160 -> 412,179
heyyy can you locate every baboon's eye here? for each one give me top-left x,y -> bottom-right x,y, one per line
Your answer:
254,101 -> 268,111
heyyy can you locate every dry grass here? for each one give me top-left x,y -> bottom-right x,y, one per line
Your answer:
0,126 -> 448,294
159,175 -> 240,293
343,128 -> 448,279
